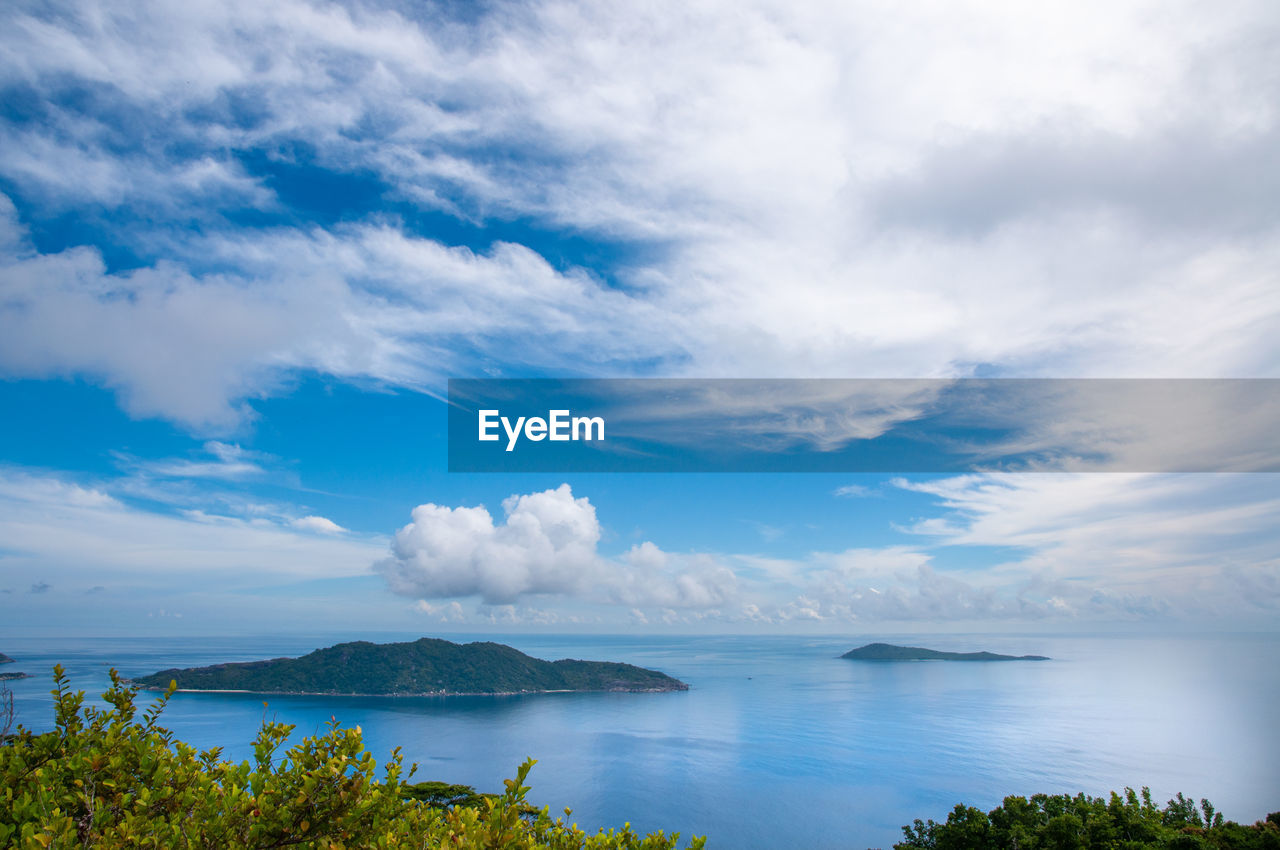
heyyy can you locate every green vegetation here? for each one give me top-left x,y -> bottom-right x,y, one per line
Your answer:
0,653 -> 15,664
894,788 -> 1280,850
0,667 -> 703,849
131,637 -> 688,696
842,643 -> 1050,661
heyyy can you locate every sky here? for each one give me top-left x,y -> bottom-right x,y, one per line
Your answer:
1,0 -> 1278,635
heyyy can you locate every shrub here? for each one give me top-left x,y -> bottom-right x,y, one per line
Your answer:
0,666 -> 703,849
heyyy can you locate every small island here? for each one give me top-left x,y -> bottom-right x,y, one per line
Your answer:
842,642 -> 1049,661
0,652 -> 27,680
131,637 -> 688,696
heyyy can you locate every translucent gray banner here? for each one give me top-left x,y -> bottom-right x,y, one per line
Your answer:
447,379 -> 1280,472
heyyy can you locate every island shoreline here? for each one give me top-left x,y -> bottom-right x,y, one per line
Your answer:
129,684 -> 687,697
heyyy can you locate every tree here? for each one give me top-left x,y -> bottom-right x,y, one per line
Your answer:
0,681 -> 13,740
894,788 -> 1280,850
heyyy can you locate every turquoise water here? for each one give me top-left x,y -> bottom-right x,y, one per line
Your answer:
3,633 -> 1277,849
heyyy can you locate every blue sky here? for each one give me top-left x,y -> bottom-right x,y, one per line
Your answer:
1,0 -> 1278,635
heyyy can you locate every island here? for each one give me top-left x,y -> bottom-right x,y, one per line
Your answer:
0,653 -> 27,680
131,637 -> 689,696
842,642 -> 1049,661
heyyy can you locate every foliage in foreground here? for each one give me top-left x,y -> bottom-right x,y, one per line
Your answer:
0,667 -> 703,849
894,787 -> 1280,850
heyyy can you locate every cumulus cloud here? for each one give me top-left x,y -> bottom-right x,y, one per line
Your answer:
413,599 -> 466,622
611,542 -> 739,609
377,484 -> 600,603
748,546 -> 1032,624
777,556 -> 1066,623
376,484 -> 738,608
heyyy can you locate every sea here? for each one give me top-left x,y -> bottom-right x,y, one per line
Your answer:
2,632 -> 1277,849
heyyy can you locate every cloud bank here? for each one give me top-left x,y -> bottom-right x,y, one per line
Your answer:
1,0 -> 1277,432
4,468 -> 1277,629
377,476 -> 1280,627
0,467 -> 384,586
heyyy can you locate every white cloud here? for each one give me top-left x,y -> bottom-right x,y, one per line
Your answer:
613,542 -> 739,609
890,472 -> 1280,616
2,2 -> 1279,631
413,599 -> 465,622
0,467 -> 385,585
5,468 -> 1277,629
833,484 -> 871,498
291,515 -> 346,534
377,484 -> 600,603
751,546 -> 1036,624
0,198 -> 662,430
0,1 -> 1276,431
371,476 -> 1280,626
376,484 -> 739,608
121,441 -> 268,480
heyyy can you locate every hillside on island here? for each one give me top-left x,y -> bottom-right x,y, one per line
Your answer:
131,637 -> 688,696
843,642 -> 1050,661
0,653 -> 14,663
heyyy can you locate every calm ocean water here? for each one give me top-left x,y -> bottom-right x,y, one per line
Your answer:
2,633 -> 1277,849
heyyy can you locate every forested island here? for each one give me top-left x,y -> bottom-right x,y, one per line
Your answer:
131,637 -> 688,696
0,652 -> 27,680
843,642 -> 1050,661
